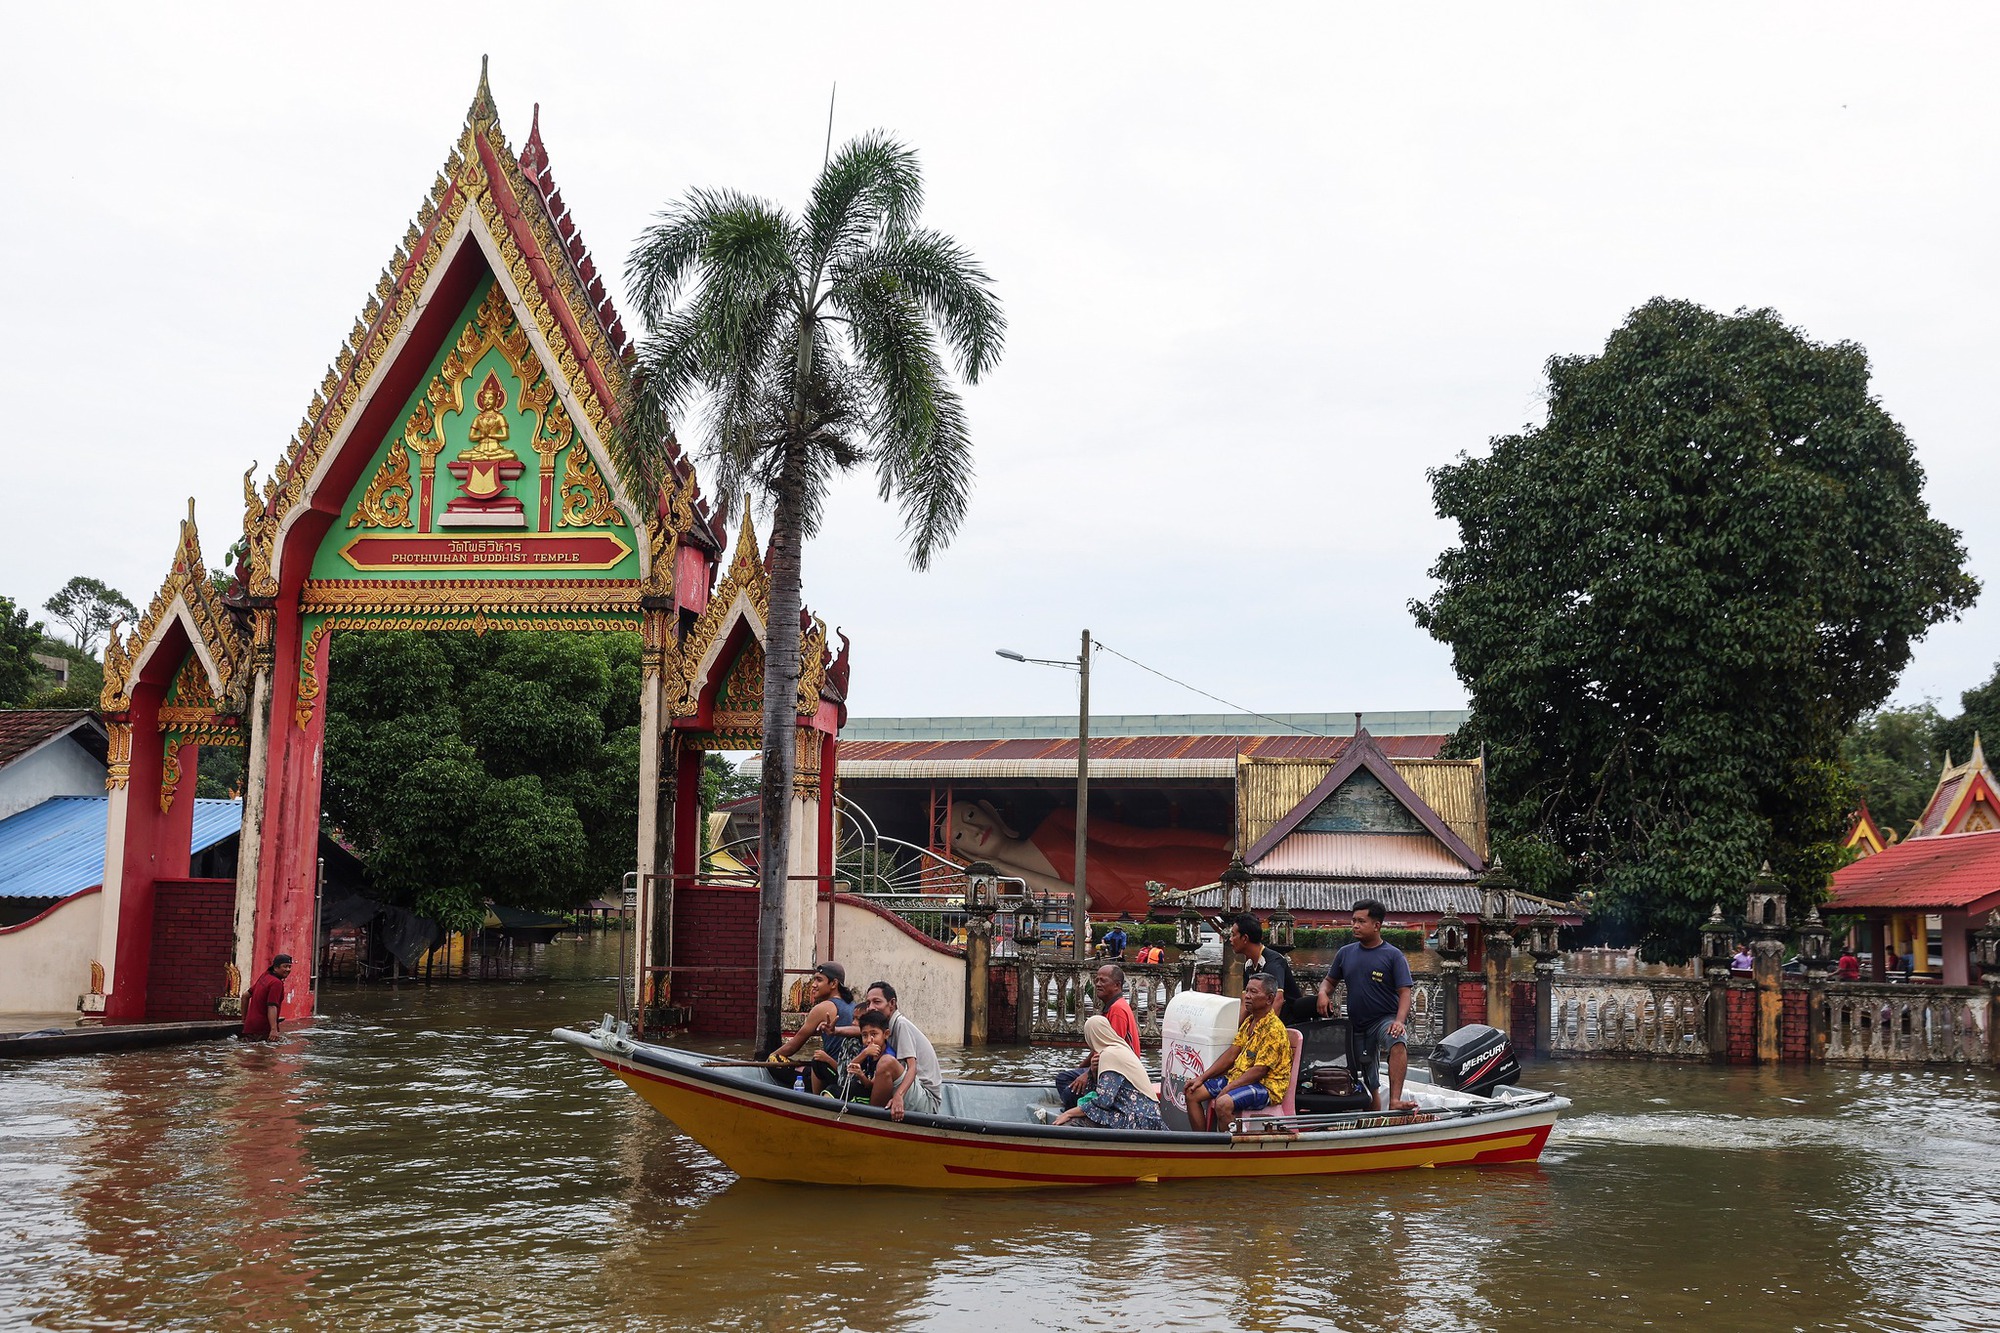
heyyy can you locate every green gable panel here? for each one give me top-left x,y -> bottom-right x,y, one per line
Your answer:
1296,768 -> 1428,836
310,276 -> 640,583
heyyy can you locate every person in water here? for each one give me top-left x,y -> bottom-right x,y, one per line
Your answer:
1054,1015 -> 1164,1130
845,1010 -> 904,1107
1183,973 -> 1292,1133
765,962 -> 856,1093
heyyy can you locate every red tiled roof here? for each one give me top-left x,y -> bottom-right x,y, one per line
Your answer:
0,711 -> 102,769
834,734 -> 1450,764
1828,829 -> 2000,913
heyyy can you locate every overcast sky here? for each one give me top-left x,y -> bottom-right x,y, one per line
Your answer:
5,4 -> 1995,725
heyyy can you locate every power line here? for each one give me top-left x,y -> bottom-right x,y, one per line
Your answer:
1089,640 -> 1322,736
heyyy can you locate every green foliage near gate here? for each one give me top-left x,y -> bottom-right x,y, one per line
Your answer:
1843,703 -> 1945,835
1934,661 -> 2000,771
321,630 -> 641,930
1413,299 -> 1978,962
0,597 -> 44,707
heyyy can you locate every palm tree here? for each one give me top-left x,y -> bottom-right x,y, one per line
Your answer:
623,132 -> 1004,1049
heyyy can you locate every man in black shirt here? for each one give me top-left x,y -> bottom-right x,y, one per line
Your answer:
1229,913 -> 1296,1006
1321,898 -> 1416,1110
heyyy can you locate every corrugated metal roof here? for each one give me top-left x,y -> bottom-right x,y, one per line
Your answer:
1828,829 -> 2000,912
833,733 -> 1451,764
1254,832 -> 1473,879
838,711 -> 1471,741
1183,878 -> 1576,920
1237,756 -> 1485,856
0,796 -> 241,900
0,710 -> 105,768
832,758 -> 1238,781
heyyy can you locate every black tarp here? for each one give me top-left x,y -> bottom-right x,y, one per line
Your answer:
319,894 -> 443,967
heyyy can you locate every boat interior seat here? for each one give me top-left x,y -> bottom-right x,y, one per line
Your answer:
938,1080 -> 1050,1124
1237,1027 -> 1305,1124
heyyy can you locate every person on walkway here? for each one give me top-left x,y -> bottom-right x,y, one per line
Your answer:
765,962 -> 856,1093
1836,947 -> 1861,982
860,980 -> 943,1120
1184,973 -> 1291,1132
1731,945 -> 1755,973
1100,917 -> 1131,960
240,955 -> 293,1042
1321,899 -> 1417,1111
1054,1014 -> 1164,1131
1055,964 -> 1143,1109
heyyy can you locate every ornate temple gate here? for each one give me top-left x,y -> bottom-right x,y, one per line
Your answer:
87,73 -> 846,1027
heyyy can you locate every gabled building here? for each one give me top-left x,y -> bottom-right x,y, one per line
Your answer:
1911,735 -> 1999,839
1842,802 -> 1892,859
1828,828 -> 2000,985
0,711 -> 108,822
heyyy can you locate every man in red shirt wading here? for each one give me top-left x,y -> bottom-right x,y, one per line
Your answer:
1055,964 -> 1142,1109
240,955 -> 293,1041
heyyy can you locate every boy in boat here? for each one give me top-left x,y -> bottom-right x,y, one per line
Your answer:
845,1010 -> 904,1107
1183,974 -> 1292,1133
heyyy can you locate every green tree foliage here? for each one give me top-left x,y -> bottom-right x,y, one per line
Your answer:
1413,300 -> 1978,960
1935,661 -> 2000,770
623,131 -> 1004,1046
1843,704 -> 1944,836
24,637 -> 103,710
0,598 -> 48,707
43,576 -> 136,653
320,631 -> 640,931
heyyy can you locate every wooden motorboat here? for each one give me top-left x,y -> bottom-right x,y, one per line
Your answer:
554,1014 -> 1568,1190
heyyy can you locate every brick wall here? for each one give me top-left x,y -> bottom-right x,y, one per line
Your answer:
1511,979 -> 1537,1052
1782,988 -> 1810,1062
1458,980 -> 1486,1026
1725,986 -> 1757,1064
145,878 -> 234,1022
671,884 -> 759,1037
987,959 -> 1021,1043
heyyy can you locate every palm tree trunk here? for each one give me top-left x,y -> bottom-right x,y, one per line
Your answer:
754,441 -> 810,1052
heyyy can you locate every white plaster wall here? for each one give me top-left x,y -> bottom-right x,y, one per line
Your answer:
829,899 -> 966,1047
0,890 -> 102,1013
0,740 -> 106,821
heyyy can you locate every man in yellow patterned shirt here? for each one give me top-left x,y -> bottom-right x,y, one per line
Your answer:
1184,974 -> 1293,1132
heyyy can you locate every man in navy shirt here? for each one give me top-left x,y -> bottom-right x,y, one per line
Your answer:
1319,899 -> 1416,1111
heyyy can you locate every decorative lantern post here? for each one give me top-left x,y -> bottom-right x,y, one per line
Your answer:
1219,858 -> 1252,998
1700,903 -> 1734,1062
1795,904 -> 1833,1062
1015,892 -> 1042,954
1746,862 -> 1791,1065
1434,906 -> 1468,1035
1479,858 -> 1518,1034
1525,904 -> 1562,1057
1175,902 -> 1205,991
1270,897 -> 1296,951
963,861 -> 999,1046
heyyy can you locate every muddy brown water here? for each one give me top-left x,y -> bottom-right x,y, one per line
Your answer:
2,932 -> 1996,1332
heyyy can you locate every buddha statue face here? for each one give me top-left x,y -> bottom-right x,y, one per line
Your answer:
950,801 -> 1020,860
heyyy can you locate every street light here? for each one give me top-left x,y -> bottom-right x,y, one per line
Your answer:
995,631 -> 1092,953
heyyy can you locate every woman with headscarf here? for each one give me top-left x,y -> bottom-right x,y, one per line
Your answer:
1054,1014 -> 1164,1130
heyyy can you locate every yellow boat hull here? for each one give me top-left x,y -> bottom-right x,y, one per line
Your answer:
563,1029 -> 1564,1191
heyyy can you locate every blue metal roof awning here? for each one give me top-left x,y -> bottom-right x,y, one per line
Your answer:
0,796 -> 242,900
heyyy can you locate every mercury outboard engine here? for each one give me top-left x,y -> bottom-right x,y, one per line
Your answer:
1428,1024 -> 1521,1098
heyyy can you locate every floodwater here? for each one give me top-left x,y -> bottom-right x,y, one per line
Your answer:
3,934 -> 1997,1333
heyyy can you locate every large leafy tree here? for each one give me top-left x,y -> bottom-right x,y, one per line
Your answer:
44,576 -> 136,653
1843,704 -> 1944,836
623,132 -> 1004,1046
1413,300 -> 1977,960
321,631 -> 641,931
0,597 -> 46,707
1935,661 -> 2000,770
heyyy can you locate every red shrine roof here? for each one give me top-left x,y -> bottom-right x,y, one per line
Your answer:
1828,829 -> 2000,914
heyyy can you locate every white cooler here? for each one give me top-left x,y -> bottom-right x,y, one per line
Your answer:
1158,991 -> 1240,1131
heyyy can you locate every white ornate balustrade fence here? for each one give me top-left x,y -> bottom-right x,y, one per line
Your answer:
1547,978 -> 1710,1059
1822,985 -> 1989,1065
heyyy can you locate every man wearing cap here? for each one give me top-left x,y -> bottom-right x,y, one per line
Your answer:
765,962 -> 857,1093
240,955 -> 293,1041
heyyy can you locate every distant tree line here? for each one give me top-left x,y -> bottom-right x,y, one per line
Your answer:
1844,665 -> 2000,834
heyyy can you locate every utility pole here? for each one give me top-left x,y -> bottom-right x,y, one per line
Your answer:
1074,628 -> 1091,953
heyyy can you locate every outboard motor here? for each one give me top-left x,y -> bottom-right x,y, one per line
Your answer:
1428,1024 -> 1521,1098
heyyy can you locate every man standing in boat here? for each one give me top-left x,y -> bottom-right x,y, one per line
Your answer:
1054,964 -> 1142,1109
861,981 -> 943,1120
1320,899 -> 1417,1111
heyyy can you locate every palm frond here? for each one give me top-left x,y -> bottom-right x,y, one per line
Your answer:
802,132 -> 923,274
875,374 -> 975,570
833,230 -> 1005,382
